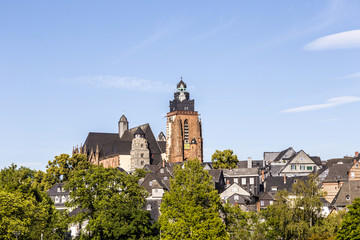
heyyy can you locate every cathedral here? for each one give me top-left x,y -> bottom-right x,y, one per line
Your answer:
73,78 -> 203,171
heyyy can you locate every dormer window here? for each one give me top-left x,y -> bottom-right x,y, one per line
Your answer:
271,186 -> 278,191
55,196 -> 60,203
300,157 -> 303,161
147,204 -> 152,210
57,187 -> 61,192
149,181 -> 153,186
160,169 -> 164,173
346,195 -> 350,201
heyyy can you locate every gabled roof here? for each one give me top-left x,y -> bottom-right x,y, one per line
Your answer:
220,183 -> 251,197
47,183 -> 69,196
279,150 -> 322,174
323,163 -> 352,182
134,127 -> 145,136
207,169 -> 223,183
84,123 -> 163,165
265,176 -> 308,192
258,192 -> 275,201
330,181 -> 360,207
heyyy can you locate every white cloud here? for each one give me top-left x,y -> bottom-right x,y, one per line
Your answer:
282,96 -> 360,113
72,75 -> 173,92
304,29 -> 360,50
342,72 -> 360,79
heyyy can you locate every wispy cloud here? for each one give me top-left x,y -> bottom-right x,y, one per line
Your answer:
342,72 -> 360,79
282,96 -> 360,113
71,75 -> 173,92
304,29 -> 360,50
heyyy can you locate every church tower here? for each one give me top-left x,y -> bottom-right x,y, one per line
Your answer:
130,127 -> 150,171
166,78 -> 203,162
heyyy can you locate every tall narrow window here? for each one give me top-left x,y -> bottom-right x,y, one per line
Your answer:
184,120 -> 189,143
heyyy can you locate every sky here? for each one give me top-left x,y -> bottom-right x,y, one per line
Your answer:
1,0 -> 360,170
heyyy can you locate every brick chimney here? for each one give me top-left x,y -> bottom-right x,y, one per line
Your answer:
261,170 -> 265,182
355,151 -> 359,157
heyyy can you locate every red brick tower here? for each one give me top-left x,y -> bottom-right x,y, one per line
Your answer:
166,78 -> 203,162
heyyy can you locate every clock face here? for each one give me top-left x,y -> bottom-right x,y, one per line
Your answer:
179,92 -> 186,102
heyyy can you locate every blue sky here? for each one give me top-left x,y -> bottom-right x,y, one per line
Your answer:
1,0 -> 360,170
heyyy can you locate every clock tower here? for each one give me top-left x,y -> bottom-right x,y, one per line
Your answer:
166,78 -> 203,162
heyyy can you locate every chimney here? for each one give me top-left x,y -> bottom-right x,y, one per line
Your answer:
162,160 -> 165,168
247,157 -> 252,168
261,170 -> 264,182
284,174 -> 287,184
356,151 -> 359,157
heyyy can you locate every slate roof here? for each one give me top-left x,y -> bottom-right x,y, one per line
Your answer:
265,176 -> 308,192
47,183 -> 69,196
323,163 -> 352,182
326,157 -> 354,168
330,181 -> 360,207
222,168 -> 259,177
84,123 -> 164,165
238,160 -> 263,168
207,169 -> 222,183
258,192 -> 275,201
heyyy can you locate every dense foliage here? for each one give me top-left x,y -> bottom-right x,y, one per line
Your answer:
336,198 -> 360,240
211,149 -> 239,169
65,164 -> 158,240
0,164 -> 68,239
159,159 -> 228,240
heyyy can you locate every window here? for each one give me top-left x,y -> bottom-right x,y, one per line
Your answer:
164,176 -> 168,180
234,195 -> 239,200
291,165 -> 296,170
270,201 -> 274,205
141,153 -> 144,158
141,144 -> 143,148
184,120 -> 189,143
234,178 -> 238,184
356,163 -> 359,167
300,157 -> 303,161
57,187 -> 61,192
307,166 -> 313,171
55,196 -> 60,203
250,178 -> 254,184
351,172 -> 355,178
260,201 -> 264,206
346,195 -> 350,201
300,165 -> 305,170
62,196 -> 67,203
149,181 -> 153,186
160,169 -> 164,173
241,178 -> 246,185
147,204 -> 152,210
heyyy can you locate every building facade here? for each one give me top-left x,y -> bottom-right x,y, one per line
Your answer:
166,79 -> 203,162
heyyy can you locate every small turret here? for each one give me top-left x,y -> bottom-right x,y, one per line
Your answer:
118,114 -> 129,138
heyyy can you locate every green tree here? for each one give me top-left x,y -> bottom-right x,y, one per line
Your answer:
309,210 -> 345,240
336,198 -> 360,240
222,203 -> 260,240
262,175 -> 325,239
211,150 -> 239,169
65,164 -> 157,240
0,164 -> 68,239
45,153 -> 90,190
159,159 -> 228,240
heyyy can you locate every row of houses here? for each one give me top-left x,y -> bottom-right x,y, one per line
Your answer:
47,147 -> 360,237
